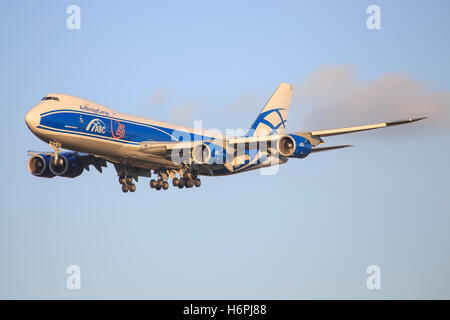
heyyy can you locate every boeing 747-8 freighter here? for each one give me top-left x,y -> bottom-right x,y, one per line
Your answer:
25,83 -> 425,192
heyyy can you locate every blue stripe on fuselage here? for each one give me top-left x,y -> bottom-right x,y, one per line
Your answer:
38,110 -> 207,144
36,124 -> 140,145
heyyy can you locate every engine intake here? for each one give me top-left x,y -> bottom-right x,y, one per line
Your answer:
48,153 -> 84,178
28,154 -> 55,178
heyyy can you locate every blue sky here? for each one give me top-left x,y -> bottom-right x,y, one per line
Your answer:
0,0 -> 449,299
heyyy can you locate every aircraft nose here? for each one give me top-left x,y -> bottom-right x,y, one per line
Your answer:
25,107 -> 39,130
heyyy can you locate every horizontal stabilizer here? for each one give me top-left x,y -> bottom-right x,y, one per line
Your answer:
310,145 -> 353,153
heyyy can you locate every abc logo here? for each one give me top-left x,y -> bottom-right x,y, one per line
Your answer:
86,119 -> 106,134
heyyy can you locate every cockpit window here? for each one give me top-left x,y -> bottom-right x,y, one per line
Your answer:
41,96 -> 60,101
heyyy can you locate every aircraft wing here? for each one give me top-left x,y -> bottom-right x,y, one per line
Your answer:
218,117 -> 426,148
139,136 -> 280,159
138,140 -> 214,156
293,117 -> 426,146
138,117 -> 426,159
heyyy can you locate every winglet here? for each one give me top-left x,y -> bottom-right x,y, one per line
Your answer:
386,117 -> 427,127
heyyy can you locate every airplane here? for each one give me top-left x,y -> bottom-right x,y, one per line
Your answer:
25,83 -> 425,193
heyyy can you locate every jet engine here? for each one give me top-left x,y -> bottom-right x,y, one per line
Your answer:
48,152 -> 84,178
27,154 -> 55,178
277,134 -> 312,158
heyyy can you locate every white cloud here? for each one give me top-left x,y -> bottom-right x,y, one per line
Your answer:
169,99 -> 201,123
150,88 -> 167,105
292,65 -> 450,131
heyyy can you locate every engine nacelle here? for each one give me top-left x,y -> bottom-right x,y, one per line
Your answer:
48,152 -> 84,178
192,143 -> 212,164
277,134 -> 312,158
28,154 -> 55,178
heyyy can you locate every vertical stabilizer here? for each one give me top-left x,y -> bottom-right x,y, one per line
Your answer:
246,83 -> 293,136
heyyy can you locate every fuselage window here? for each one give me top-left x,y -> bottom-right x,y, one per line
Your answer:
41,96 -> 60,101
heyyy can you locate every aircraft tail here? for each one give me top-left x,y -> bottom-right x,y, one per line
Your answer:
246,83 -> 293,137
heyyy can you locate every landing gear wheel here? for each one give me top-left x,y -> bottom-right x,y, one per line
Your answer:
122,183 -> 129,193
162,181 -> 169,190
126,176 -> 133,184
150,179 -> 157,188
186,179 -> 194,188
119,176 -> 126,184
155,185 -> 161,191
178,180 -> 184,189
194,178 -> 201,187
129,183 -> 136,192
172,178 -> 179,187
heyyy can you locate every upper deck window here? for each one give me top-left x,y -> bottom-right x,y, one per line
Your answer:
41,96 -> 60,101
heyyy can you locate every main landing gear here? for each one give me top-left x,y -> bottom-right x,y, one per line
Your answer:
149,168 -> 201,191
119,175 -> 136,193
149,177 -> 169,191
116,166 -> 203,193
171,172 -> 201,190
